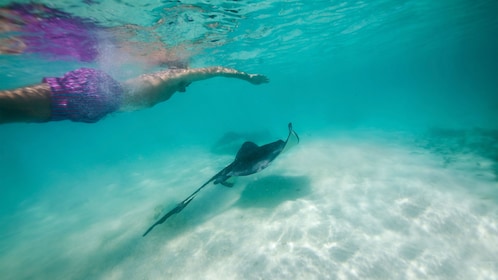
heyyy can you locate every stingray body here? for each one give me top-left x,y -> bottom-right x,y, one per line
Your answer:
143,123 -> 299,236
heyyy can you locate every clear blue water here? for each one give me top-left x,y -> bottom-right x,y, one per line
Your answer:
1,0 -> 497,279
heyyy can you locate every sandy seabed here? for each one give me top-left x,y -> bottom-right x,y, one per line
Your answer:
1,130 -> 497,280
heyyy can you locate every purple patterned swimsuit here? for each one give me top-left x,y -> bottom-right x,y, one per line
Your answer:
5,5 -> 123,122
43,68 -> 123,123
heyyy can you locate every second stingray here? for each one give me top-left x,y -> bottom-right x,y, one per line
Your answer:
143,123 -> 299,237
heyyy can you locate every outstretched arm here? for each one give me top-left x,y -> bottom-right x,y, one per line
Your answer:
163,66 -> 269,85
120,67 -> 269,111
0,67 -> 269,123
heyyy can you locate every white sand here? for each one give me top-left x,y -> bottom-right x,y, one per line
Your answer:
1,131 -> 497,279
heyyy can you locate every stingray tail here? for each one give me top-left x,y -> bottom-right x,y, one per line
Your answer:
142,195 -> 196,237
281,123 -> 300,154
142,175 -> 218,237
286,123 -> 300,143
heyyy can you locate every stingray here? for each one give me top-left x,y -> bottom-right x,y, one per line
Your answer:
142,123 -> 299,237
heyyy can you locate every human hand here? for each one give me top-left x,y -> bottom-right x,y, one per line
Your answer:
248,74 -> 269,85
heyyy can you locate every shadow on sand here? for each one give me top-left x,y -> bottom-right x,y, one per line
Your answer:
236,175 -> 312,208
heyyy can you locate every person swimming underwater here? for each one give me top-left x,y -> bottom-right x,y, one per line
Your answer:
0,67 -> 269,124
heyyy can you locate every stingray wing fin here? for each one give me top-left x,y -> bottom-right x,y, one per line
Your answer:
235,141 -> 260,159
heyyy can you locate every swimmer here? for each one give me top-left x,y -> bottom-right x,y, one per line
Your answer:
0,67 -> 269,124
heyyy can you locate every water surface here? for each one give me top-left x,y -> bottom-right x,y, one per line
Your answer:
1,1 -> 497,279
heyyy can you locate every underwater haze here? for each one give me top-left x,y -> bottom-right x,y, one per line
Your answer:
1,0 -> 498,279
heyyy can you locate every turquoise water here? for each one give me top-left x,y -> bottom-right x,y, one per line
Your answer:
1,0 -> 498,279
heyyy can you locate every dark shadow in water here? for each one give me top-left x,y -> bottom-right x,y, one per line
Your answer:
236,175 -> 312,208
421,127 -> 498,203
423,127 -> 498,179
